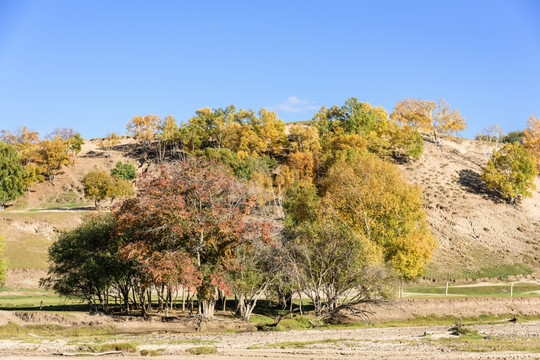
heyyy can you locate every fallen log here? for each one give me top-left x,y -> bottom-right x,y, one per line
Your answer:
53,351 -> 123,356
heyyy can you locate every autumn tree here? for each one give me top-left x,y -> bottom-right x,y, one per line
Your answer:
0,142 -> 27,211
1,127 -> 42,186
481,142 -> 537,204
320,155 -> 436,281
114,159 -> 269,319
37,136 -> 73,181
97,133 -> 121,156
287,124 -> 321,153
126,115 -> 162,149
391,98 -> 466,145
313,98 -> 389,138
158,115 -> 183,160
82,170 -> 134,208
523,115 -> 540,170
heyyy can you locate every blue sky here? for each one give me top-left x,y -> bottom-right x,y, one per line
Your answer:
0,0 -> 539,139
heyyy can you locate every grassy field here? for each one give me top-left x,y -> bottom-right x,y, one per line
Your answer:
405,282 -> 540,297
0,211 -> 88,269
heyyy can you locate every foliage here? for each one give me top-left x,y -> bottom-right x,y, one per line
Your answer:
502,131 -> 524,144
114,159 -> 269,319
37,135 -> 73,181
287,124 -> 321,153
314,98 -> 423,163
181,106 -> 287,159
126,115 -> 162,148
320,155 -> 436,280
82,170 -> 134,207
481,142 -> 538,204
110,161 -> 136,181
0,142 -> 27,210
97,133 -> 121,155
523,114 -> 540,169
391,98 -> 466,144
40,213 -> 132,312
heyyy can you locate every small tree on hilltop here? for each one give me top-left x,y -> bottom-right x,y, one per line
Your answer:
481,142 -> 538,204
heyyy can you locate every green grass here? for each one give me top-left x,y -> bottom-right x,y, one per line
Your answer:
87,341 -> 138,353
0,291 -> 84,309
0,211 -> 91,268
461,263 -> 534,279
186,346 -> 217,355
405,282 -> 540,297
0,321 -> 116,339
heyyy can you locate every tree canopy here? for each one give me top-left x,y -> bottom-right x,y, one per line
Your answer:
0,142 -> 27,210
481,142 -> 538,204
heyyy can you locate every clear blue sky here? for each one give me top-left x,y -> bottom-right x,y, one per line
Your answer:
1,0 -> 539,139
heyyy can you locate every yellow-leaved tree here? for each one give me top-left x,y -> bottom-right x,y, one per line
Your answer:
126,115 -> 162,149
320,154 -> 436,281
523,115 -> 540,170
391,98 -> 466,145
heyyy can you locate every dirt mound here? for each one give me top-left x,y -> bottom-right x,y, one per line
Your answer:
342,297 -> 540,323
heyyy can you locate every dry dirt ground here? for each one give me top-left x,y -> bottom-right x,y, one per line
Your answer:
0,321 -> 538,359
0,297 -> 538,359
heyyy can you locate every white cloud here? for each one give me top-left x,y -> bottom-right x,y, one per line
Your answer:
270,96 -> 319,114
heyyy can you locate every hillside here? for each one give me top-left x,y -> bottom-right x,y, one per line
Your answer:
400,138 -> 540,280
0,136 -> 539,289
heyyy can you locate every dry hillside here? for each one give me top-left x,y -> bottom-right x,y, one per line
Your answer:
0,136 -> 539,288
400,137 -> 540,280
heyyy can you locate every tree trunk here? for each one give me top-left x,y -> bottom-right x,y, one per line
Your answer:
235,294 -> 246,317
201,299 -> 215,319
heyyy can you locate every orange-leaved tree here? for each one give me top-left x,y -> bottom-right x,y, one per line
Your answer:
114,159 -> 270,319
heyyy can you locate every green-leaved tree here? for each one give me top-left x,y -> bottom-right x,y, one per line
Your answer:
0,142 -> 27,211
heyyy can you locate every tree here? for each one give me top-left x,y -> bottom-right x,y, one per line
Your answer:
478,124 -> 505,145
126,115 -> 162,149
158,115 -> 182,160
481,142 -> 538,204
110,161 -> 137,181
320,155 -> 436,281
97,133 -> 121,156
82,170 -> 134,208
391,98 -> 466,145
313,98 -> 389,138
387,123 -> 423,163
288,124 -> 321,153
41,213 -> 133,313
523,115 -> 540,170
503,131 -> 524,144
37,135 -> 73,181
114,159 -> 269,319
0,142 -> 27,211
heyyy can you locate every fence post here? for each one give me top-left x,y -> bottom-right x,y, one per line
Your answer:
510,282 -> 514,298
445,282 -> 449,296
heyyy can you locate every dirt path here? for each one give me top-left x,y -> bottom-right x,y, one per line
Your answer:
0,321 -> 538,359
